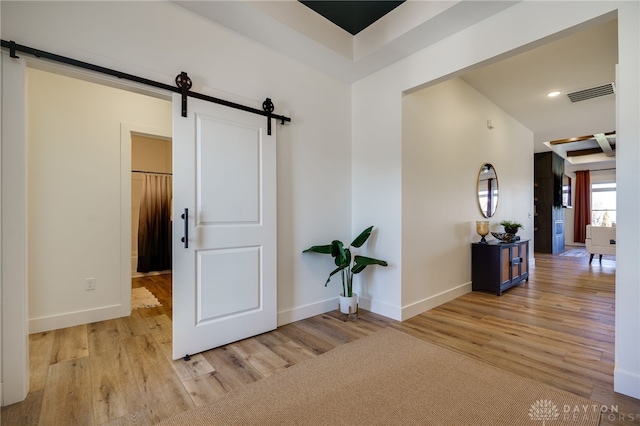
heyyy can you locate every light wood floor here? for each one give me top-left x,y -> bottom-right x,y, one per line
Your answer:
3,252 -> 639,425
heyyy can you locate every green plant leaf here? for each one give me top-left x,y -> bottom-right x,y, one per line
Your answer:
338,248 -> 351,267
325,262 -> 349,286
351,255 -> 388,274
302,244 -> 332,254
499,220 -> 523,229
331,240 -> 348,265
330,240 -> 344,257
351,226 -> 373,248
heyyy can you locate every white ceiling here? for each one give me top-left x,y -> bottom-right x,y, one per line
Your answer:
174,1 -> 618,169
460,18 -> 617,169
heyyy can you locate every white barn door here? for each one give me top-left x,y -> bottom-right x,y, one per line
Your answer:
172,94 -> 277,359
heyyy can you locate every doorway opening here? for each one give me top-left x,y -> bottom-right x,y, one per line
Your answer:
131,134 -> 173,316
26,65 -> 172,333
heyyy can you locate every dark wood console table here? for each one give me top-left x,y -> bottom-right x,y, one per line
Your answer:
472,239 -> 529,296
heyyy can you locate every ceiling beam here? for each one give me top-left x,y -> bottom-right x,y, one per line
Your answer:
549,134 -> 596,145
567,148 -> 605,157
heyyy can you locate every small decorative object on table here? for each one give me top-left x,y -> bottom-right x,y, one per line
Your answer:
476,221 -> 490,244
491,232 -> 515,243
499,220 -> 523,235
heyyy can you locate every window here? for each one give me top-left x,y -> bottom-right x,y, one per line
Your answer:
592,182 -> 616,226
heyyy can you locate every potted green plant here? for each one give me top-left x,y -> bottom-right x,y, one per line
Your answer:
303,226 -> 388,314
500,220 -> 523,234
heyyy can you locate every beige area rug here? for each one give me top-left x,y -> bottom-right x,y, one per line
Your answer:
131,286 -> 161,310
559,248 -> 615,261
159,328 -> 601,426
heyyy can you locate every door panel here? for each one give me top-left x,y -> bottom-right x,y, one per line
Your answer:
196,246 -> 261,322
197,116 -> 260,224
172,94 -> 277,360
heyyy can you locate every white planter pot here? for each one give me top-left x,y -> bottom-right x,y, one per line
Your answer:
339,293 -> 358,315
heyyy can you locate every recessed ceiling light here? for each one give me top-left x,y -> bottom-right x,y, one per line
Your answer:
547,91 -> 561,97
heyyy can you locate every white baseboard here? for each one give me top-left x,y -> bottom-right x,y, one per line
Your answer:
614,368 -> 640,400
356,296 -> 401,321
400,282 -> 472,321
278,283 -> 473,326
29,304 -> 123,334
277,297 -> 339,326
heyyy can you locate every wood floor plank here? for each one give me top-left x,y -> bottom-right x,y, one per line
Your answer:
88,326 -> 145,424
144,313 -> 172,338
145,315 -> 216,382
100,407 -> 154,426
291,315 -> 355,346
230,339 -> 289,377
182,373 -> 228,407
115,313 -> 150,338
121,334 -> 195,424
479,315 -> 608,355
29,332 -> 55,391
88,318 -> 120,335
269,340 -> 318,365
38,357 -> 94,426
276,323 -> 337,355
0,390 -> 44,426
200,345 -> 265,392
90,366 -> 145,425
253,329 -> 292,349
122,334 -> 166,366
49,324 -> 89,365
315,310 -> 382,336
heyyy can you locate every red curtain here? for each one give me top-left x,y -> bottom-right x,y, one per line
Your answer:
573,170 -> 591,243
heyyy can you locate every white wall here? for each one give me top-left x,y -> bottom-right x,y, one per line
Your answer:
27,68 -> 172,332
352,1 -> 639,398
614,3 -> 640,399
401,78 -> 533,315
1,0 -> 352,328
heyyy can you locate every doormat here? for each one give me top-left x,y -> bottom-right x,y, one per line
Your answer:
131,286 -> 161,310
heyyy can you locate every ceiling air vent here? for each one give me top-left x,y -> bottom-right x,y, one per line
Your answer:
566,83 -> 615,103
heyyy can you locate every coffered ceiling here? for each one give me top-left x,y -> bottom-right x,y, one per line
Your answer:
174,1 -> 617,169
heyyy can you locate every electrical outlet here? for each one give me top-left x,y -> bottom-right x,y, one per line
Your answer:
86,277 -> 96,291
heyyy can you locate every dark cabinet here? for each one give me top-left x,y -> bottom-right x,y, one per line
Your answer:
472,240 -> 529,296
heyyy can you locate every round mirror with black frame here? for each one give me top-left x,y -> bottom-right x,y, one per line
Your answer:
477,163 -> 498,218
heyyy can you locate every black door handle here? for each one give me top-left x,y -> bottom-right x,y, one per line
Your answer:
181,208 -> 188,248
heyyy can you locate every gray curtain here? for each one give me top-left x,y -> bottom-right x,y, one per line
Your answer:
137,173 -> 172,273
